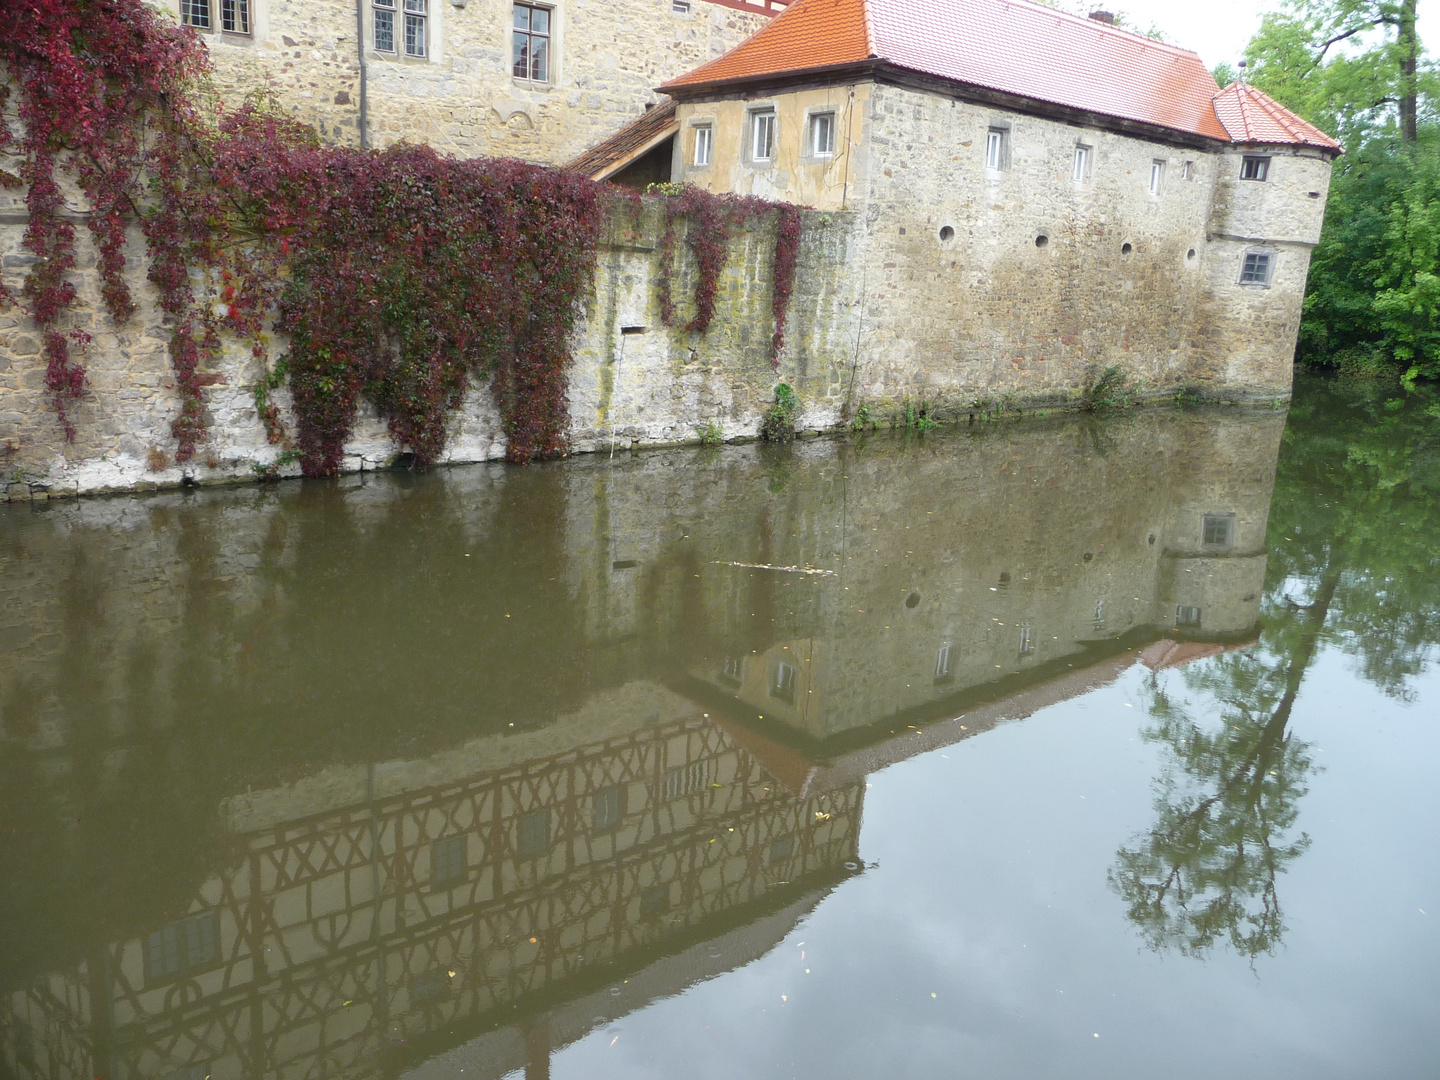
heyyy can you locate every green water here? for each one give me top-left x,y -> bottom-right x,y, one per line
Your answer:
1,377 -> 1437,1079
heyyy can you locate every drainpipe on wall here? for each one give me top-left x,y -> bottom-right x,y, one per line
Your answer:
355,0 -> 370,147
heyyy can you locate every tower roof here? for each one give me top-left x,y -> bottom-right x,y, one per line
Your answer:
1211,81 -> 1343,152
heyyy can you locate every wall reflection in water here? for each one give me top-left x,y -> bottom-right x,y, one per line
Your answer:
0,409 -> 1285,1079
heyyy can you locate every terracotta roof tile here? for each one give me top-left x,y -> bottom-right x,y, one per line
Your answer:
565,99 -> 679,179
1212,81 -> 1343,152
663,0 -> 1232,141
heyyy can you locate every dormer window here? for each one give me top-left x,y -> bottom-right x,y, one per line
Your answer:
1241,155 -> 1270,181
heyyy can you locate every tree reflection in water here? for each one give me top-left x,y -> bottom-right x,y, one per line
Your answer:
1112,375 -> 1440,960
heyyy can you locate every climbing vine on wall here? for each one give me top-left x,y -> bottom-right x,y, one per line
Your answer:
654,186 -> 803,369
1,0 -> 802,472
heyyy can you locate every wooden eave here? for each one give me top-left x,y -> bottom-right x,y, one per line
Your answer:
590,123 -> 680,182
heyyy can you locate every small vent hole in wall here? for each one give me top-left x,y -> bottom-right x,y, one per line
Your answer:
1308,191 -> 1321,199
1187,248 -> 1196,260
939,225 -> 954,242
620,326 -> 647,336
1035,234 -> 1049,248
1121,242 -> 1133,255
905,591 -> 922,609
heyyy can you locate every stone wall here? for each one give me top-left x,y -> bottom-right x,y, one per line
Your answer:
180,0 -> 774,165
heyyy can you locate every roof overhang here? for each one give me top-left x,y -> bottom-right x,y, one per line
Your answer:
663,60 -> 1234,153
589,122 -> 680,182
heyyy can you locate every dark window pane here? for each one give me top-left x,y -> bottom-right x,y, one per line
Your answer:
432,835 -> 466,886
514,5 -> 530,30
593,785 -> 622,830
640,884 -> 670,916
517,809 -> 549,857
531,8 -> 549,33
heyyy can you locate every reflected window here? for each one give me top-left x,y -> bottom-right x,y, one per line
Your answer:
640,883 -> 671,916
1018,625 -> 1035,655
145,911 -> 220,983
770,660 -> 797,702
666,760 -> 710,798
1202,513 -> 1235,550
934,643 -> 953,683
517,809 -> 550,857
412,968 -> 450,1005
512,3 -> 550,81
593,784 -> 622,830
1176,605 -> 1202,627
768,835 -> 794,862
431,835 -> 466,887
1094,598 -> 1106,629
718,656 -> 743,688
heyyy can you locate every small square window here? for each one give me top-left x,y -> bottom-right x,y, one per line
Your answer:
750,110 -> 776,162
809,112 -> 835,157
1149,159 -> 1165,195
593,785 -> 622,830
1202,513 -> 1235,550
1072,145 -> 1091,182
1240,250 -> 1273,286
770,660 -> 797,702
1241,155 -> 1270,181
516,809 -> 550,858
640,883 -> 671,916
431,835 -> 466,887
986,127 -> 1008,171
693,124 -> 712,167
1176,605 -> 1202,627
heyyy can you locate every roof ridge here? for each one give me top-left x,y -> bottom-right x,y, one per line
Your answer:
992,0 -> 1205,60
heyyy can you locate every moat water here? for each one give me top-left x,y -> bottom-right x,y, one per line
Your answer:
1,376 -> 1437,1079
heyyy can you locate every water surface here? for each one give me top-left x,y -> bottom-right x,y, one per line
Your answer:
2,379 -> 1437,1079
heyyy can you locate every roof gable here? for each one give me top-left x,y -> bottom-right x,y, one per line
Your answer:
1211,82 -> 1343,152
662,0 -> 1231,142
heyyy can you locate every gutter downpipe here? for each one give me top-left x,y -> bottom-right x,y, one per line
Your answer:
355,0 -> 370,147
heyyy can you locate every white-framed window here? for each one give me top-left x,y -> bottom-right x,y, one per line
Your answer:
513,3 -> 551,81
1149,159 -> 1165,194
672,0 -> 690,11
809,112 -> 835,157
693,124 -> 712,167
1239,248 -> 1275,287
373,0 -> 396,52
1241,155 -> 1270,181
403,0 -> 427,57
985,127 -> 1008,171
750,109 -> 776,162
1072,144 -> 1091,181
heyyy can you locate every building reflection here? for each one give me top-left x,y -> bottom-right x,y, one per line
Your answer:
0,408 -> 1286,1078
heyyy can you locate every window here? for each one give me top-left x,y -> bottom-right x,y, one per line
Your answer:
666,760 -> 710,798
693,124 -> 712,167
145,912 -> 220,983
717,655 -> 742,687
672,0 -> 690,10
516,809 -> 549,858
411,968 -> 450,1004
1202,513 -> 1235,550
770,660 -> 797,702
750,109 -> 776,162
1094,598 -> 1106,630
593,785 -> 622,830
403,0 -> 427,57
809,112 -> 835,157
640,884 -> 671,916
220,0 -> 249,32
1181,160 -> 1193,181
934,643 -> 952,682
1176,605 -> 1202,627
513,3 -> 550,81
180,0 -> 211,29
374,0 -> 396,52
1072,145 -> 1091,181
1241,155 -> 1270,181
1149,159 -> 1165,195
431,835 -> 466,887
1240,250 -> 1273,286
985,127 -> 1007,171
1018,626 -> 1035,655
768,835 -> 794,863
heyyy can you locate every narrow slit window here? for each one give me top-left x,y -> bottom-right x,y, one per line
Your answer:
693,124 -> 713,167
403,0 -> 427,57
516,809 -> 550,857
221,0 -> 249,33
1149,159 -> 1164,194
431,835 -> 466,887
1240,251 -> 1273,285
373,0 -> 396,52
770,660 -> 797,702
809,112 -> 835,157
751,110 -> 776,162
986,127 -> 1007,171
593,785 -> 622,830
513,4 -> 551,81
1241,155 -> 1270,181
1181,160 -> 1193,181
1019,626 -> 1036,655
934,643 -> 952,681
181,0 -> 212,30
1072,145 -> 1091,181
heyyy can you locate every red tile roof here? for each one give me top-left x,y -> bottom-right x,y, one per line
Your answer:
566,99 -> 679,179
662,0 -> 1328,147
1212,81 -> 1343,152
